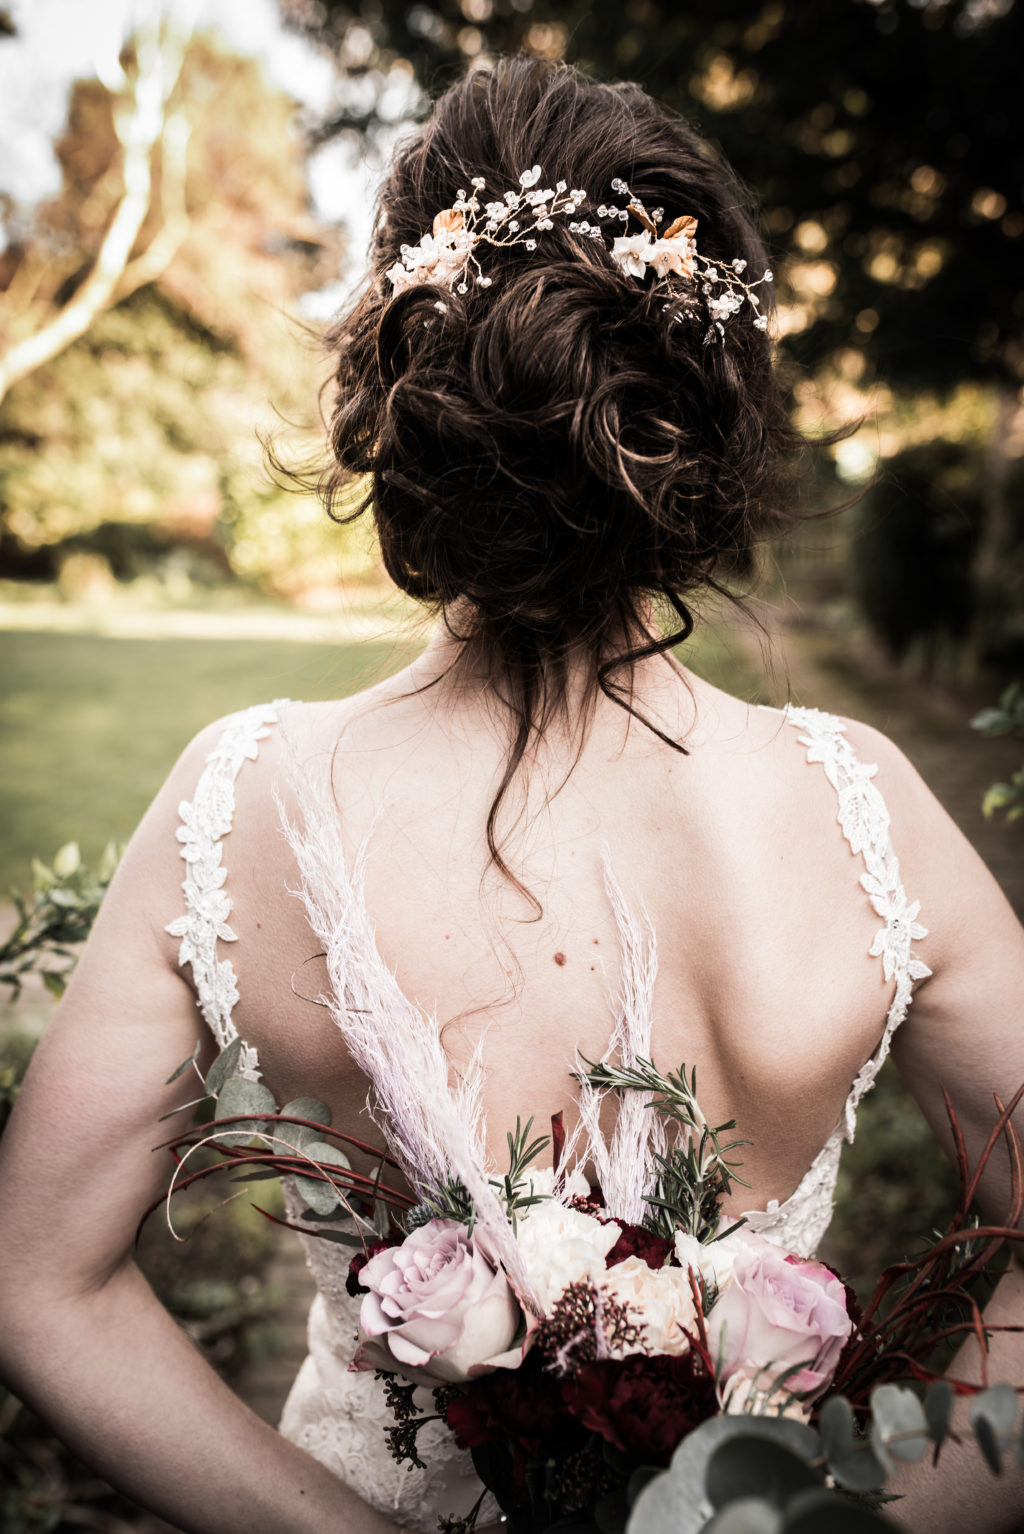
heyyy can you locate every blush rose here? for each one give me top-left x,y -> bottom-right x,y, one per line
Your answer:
353,1218 -> 523,1385
706,1232 -> 853,1397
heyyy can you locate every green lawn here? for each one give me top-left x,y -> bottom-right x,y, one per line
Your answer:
0,627 -> 422,894
0,618 -> 760,894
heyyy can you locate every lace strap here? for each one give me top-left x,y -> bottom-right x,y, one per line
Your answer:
165,700 -> 288,1082
785,705 -> 932,1139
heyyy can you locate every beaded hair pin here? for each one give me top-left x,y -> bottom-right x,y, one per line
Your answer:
385,165 -> 773,343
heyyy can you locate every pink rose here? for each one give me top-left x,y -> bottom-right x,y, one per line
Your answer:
353,1218 -> 524,1385
707,1233 -> 853,1398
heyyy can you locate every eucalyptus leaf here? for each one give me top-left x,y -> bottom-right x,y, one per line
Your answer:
973,1416 -> 1003,1476
293,1139 -> 352,1216
819,1396 -> 887,1493
671,1415 -> 821,1480
214,1076 -> 277,1146
870,1385 -> 928,1469
165,1042 -> 201,1086
204,1036 -> 243,1099
781,1488 -> 895,1531
629,1419 -> 820,1534
702,1499 -> 783,1534
705,1438 -> 820,1511
276,1096 -> 333,1151
311,1228 -> 363,1247
969,1384 -> 1018,1476
626,1469 -> 660,1507
191,1093 -> 216,1126
627,1464 -> 709,1534
970,1383 -> 1018,1439
924,1380 -> 954,1450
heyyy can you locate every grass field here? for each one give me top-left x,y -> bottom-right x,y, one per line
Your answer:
0,616 -> 761,894
0,626 -> 420,894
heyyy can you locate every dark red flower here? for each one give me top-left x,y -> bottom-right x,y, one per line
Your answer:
446,1352 -> 583,1454
561,1353 -> 718,1466
605,1222 -> 674,1269
345,1236 -> 400,1298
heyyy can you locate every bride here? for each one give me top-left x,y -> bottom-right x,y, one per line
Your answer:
1,55 -> 1022,1534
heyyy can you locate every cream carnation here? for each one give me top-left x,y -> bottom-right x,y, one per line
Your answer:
600,1256 -> 696,1359
674,1229 -> 746,1295
516,1202 -> 620,1314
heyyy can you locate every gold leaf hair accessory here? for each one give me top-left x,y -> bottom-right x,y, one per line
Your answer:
385,167 -> 773,344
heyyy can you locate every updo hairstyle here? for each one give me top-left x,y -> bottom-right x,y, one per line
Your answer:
322,57 -> 807,878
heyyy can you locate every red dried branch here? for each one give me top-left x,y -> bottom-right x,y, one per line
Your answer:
153,1113 -> 403,1170
830,1085 -> 1024,1407
137,1147 -> 415,1244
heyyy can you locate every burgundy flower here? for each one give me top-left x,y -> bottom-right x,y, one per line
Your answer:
447,1351 -> 581,1454
561,1353 -> 718,1465
605,1223 -> 674,1270
346,1237 -> 401,1298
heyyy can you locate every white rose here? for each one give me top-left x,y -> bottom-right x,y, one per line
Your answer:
516,1202 -> 620,1314
600,1256 -> 696,1358
674,1229 -> 746,1296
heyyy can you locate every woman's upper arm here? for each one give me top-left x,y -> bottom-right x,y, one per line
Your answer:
0,720 -> 230,1298
844,718 -> 1024,1222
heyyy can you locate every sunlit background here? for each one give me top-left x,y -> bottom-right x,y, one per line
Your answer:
1,4 -> 1022,1523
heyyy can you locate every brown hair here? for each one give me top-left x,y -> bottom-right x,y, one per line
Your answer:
320,57 -> 808,893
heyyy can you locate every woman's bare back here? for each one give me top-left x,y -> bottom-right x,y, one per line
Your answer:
201,646 -> 919,1229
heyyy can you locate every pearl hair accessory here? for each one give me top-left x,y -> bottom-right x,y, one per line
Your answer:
385,166 -> 774,343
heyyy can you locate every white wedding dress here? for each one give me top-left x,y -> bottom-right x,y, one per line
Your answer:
166,700 -> 931,1533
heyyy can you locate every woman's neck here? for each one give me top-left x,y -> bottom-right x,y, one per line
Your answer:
402,599 -> 700,752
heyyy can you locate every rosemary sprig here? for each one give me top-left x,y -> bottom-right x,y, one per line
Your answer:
574,1055 -> 749,1242
496,1115 -> 550,1231
407,1117 -> 551,1235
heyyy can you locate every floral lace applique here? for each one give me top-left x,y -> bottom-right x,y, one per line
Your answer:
165,701 -> 288,1082
743,706 -> 932,1255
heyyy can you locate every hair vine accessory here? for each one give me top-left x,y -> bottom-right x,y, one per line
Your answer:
385,166 -> 773,343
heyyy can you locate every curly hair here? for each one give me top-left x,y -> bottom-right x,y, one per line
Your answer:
319,56 -> 809,890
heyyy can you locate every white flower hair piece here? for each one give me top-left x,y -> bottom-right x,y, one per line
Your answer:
604,177 -> 772,342
385,165 -> 589,302
385,166 -> 774,345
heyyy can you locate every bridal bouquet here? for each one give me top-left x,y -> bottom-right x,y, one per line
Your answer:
347,1152 -> 856,1530
151,1047 -> 1024,1534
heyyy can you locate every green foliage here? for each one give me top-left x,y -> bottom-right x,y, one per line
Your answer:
301,0 -> 1024,393
497,1115 -> 552,1229
0,37 -> 360,598
972,683 -> 1024,827
850,441 -> 983,668
0,629 -> 421,893
0,840 -> 120,1000
575,1056 -> 749,1241
624,1379 -> 1024,1534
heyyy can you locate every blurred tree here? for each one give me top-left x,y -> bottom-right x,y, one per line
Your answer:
0,5 -> 196,405
0,28 -> 358,597
282,0 -> 1024,665
283,0 -> 1023,394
